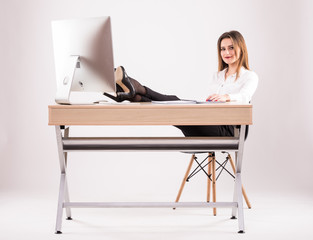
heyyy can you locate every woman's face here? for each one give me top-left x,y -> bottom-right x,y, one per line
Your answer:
220,38 -> 240,66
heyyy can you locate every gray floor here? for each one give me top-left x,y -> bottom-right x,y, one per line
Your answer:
1,191 -> 312,240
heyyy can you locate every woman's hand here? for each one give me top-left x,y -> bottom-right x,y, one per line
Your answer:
206,94 -> 230,102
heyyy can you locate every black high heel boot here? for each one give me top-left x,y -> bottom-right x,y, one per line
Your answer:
103,66 -> 136,102
115,66 -> 136,101
103,84 -> 124,102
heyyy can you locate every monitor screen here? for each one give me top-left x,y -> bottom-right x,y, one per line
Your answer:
51,16 -> 116,104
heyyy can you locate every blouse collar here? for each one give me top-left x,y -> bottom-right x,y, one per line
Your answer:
223,67 -> 247,78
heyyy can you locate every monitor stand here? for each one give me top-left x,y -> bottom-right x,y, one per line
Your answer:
55,55 -> 80,104
55,55 -> 117,105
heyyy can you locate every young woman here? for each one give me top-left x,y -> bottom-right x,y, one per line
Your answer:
105,30 -> 258,137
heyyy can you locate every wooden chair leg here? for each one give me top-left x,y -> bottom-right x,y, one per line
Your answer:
175,154 -> 195,203
211,153 -> 217,216
228,154 -> 252,209
207,153 -> 212,202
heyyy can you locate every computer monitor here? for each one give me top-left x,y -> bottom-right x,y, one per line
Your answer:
51,16 -> 116,104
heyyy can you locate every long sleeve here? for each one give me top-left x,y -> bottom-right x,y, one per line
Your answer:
213,68 -> 259,103
228,71 -> 258,103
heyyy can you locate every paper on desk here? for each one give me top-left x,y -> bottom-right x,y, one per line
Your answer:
151,100 -> 226,104
151,100 -> 197,104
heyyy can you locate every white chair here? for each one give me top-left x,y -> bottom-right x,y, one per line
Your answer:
175,126 -> 252,215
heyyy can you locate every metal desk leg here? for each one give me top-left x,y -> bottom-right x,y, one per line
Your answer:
231,156 -> 238,218
235,172 -> 245,233
231,125 -> 246,233
63,127 -> 72,220
54,126 -> 71,234
55,174 -> 66,234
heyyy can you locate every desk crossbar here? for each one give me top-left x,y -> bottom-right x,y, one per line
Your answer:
63,202 -> 238,208
62,137 -> 239,151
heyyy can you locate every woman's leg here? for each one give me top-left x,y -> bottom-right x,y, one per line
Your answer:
144,86 -> 180,101
128,77 -> 180,102
176,125 -> 234,137
113,67 -> 234,137
110,66 -> 180,102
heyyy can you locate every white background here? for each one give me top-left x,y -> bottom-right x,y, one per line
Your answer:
1,0 -> 313,238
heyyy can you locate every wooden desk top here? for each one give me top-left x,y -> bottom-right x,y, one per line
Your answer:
48,102 -> 252,126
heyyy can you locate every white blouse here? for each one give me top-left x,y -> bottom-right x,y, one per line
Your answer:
208,67 -> 259,103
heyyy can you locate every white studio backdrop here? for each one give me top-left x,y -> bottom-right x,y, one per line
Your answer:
0,0 -> 312,202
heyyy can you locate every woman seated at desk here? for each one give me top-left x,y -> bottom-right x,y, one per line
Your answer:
104,30 -> 258,137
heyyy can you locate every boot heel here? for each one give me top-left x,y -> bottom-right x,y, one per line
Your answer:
115,66 -> 130,93
103,92 -> 119,102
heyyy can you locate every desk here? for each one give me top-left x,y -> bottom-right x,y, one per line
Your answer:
48,103 -> 252,234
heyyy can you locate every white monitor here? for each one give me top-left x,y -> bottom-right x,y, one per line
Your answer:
51,16 -> 116,104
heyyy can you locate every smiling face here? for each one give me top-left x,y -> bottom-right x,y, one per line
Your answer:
220,38 -> 240,66
217,31 -> 249,77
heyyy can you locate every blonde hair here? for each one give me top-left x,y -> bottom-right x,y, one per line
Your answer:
217,31 -> 249,79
